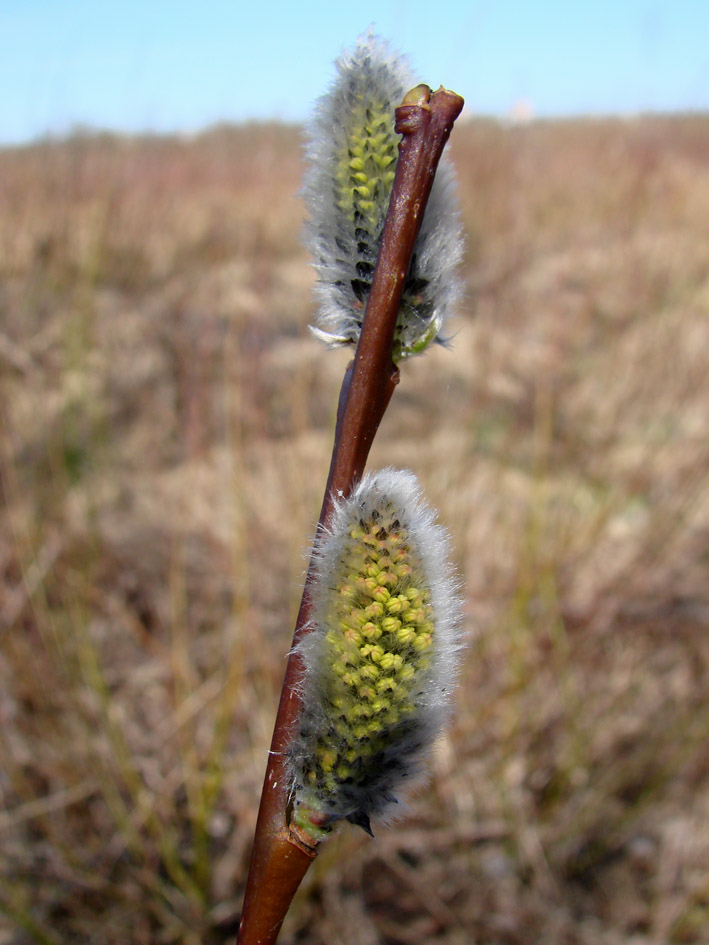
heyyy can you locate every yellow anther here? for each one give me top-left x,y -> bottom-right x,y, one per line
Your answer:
385,596 -> 403,614
359,663 -> 380,680
318,748 -> 337,772
371,697 -> 390,714
378,652 -> 397,671
349,702 -> 371,720
361,622 -> 382,641
413,632 -> 433,651
343,627 -> 363,645
396,625 -> 417,646
398,664 -> 415,682
369,645 -> 385,662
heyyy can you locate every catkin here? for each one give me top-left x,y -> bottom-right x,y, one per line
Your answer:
302,34 -> 464,361
289,469 -> 463,838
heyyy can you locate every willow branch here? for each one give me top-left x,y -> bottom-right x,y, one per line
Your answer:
237,84 -> 464,945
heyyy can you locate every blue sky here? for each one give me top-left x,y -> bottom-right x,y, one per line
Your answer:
3,0 -> 708,145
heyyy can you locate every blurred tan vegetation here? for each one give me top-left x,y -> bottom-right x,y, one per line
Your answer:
0,115 -> 708,944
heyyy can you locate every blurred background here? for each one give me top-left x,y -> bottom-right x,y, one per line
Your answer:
1,2 -> 708,943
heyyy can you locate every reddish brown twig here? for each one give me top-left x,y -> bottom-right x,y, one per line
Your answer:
237,84 -> 464,945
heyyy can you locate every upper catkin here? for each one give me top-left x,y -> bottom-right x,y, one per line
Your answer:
289,468 -> 463,838
302,34 -> 464,361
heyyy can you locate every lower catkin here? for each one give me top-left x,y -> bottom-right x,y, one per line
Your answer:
289,468 -> 463,838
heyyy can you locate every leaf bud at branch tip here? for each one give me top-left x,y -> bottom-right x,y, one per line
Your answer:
401,83 -> 432,107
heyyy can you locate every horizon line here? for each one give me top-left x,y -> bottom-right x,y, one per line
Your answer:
3,107 -> 709,151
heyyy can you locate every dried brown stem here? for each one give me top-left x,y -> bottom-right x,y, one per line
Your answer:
237,85 -> 464,945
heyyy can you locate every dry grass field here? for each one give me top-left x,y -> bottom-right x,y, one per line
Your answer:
1,115 -> 708,944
